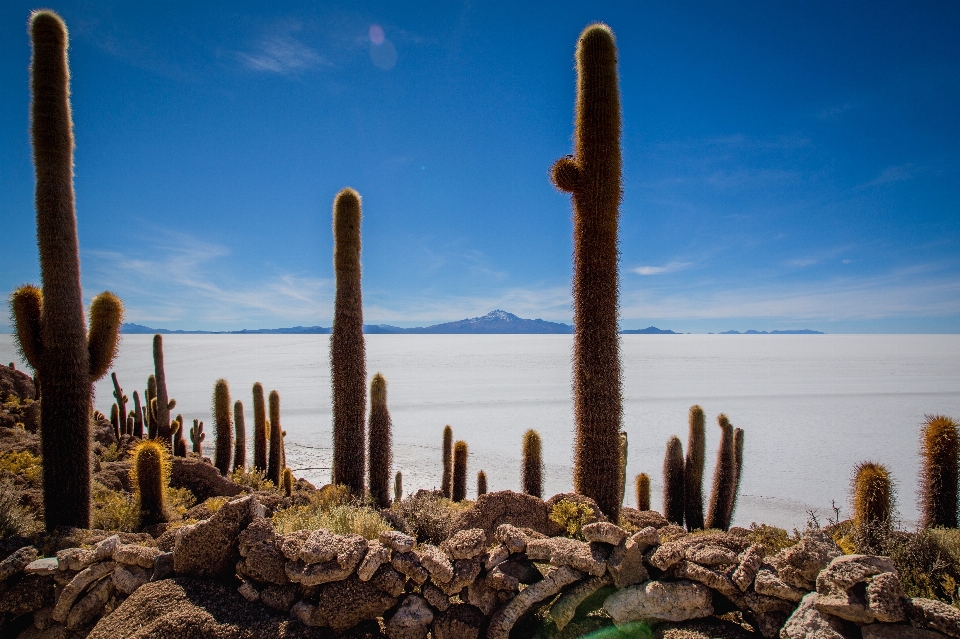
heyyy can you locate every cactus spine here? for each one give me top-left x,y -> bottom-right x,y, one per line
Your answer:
153,335 -> 172,446
190,419 -> 205,455
636,473 -> 650,511
253,382 -> 267,471
921,415 -> 958,529
111,372 -> 128,434
212,379 -> 232,475
368,373 -> 392,508
705,414 -> 736,531
131,439 -> 169,528
330,188 -> 367,496
729,427 -> 744,524
394,471 -> 403,503
283,468 -> 294,497
684,405 -> 706,531
9,11 -> 125,530
551,24 -> 624,522
522,429 -> 543,497
477,470 -> 488,497
268,390 -> 284,486
452,440 -> 468,502
441,425 -> 453,499
663,436 -> 685,525
132,390 -> 143,438
233,400 -> 246,471
110,403 -> 121,442
852,461 -> 893,548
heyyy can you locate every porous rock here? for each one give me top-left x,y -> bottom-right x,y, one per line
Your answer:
280,529 -> 313,560
464,574 -> 498,615
432,604 -> 485,639
607,536 -> 648,588
57,547 -> 97,572
391,551 -> 428,585
549,574 -> 612,631
780,592 -> 849,639
113,544 -> 160,569
495,524 -> 532,554
604,579 -> 713,625
422,580 -> 452,612
260,583 -> 299,611
526,537 -> 607,576
173,495 -> 256,578
494,556 -> 543,584
686,543 -> 739,566
417,544 -> 453,583
299,530 -> 367,570
380,530 -> 415,553
815,555 -> 902,624
484,544 -> 510,569
0,572 -> 55,616
66,575 -> 114,629
52,560 -> 116,623
357,541 -> 391,581
620,508 -> 670,530
648,540 -> 685,571
862,624 -> 950,639
906,597 -> 960,638
435,558 -> 482,596
112,564 -> 152,595
486,565 -> 583,639
440,528 -> 486,560
170,456 -> 244,502
25,557 -> 59,575
370,563 -> 407,597
291,575 -> 397,632
582,521 -> 627,545
668,560 -> 737,596
237,517 -> 288,585
0,545 -> 37,581
732,543 -> 763,591
769,529 -> 841,591
452,490 -> 552,543
384,594 -> 434,639
754,568 -> 805,602
631,526 -> 661,551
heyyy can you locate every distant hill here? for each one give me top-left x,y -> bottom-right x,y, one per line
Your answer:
621,326 -> 677,334
122,323 -> 330,335
719,329 -> 825,335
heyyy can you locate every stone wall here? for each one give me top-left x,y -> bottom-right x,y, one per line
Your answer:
2,492 -> 959,639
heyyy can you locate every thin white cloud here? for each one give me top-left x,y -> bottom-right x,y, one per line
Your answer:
236,31 -> 328,74
634,261 -> 693,276
858,164 -> 916,189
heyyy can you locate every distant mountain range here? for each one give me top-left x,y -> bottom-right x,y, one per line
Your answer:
719,329 -> 824,335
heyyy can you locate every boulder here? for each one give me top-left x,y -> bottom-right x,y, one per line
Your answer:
369,563 -> 407,597
440,528 -> 486,560
422,580 -> 452,611
906,597 -> 960,638
526,537 -> 607,576
620,508 -> 670,530
291,575 -> 398,632
357,541 -> 391,581
113,544 -> 160,569
486,565 -> 583,639
299,530 -> 367,569
582,522 -> 628,546
170,456 -> 244,502
769,530 -> 841,591
237,518 -> 289,585
111,564 -> 152,595
435,558 -> 482,596
549,574 -> 612,631
0,545 -> 37,581
667,560 -> 737,596
416,544 -> 454,583
380,531 -> 415,553
0,573 -> 55,617
66,577 -> 114,629
452,490 -> 552,544
391,551 -> 428,585
606,536 -> 648,588
815,555 -> 903,624
280,529 -> 313,561
52,560 -> 116,623
732,544 -> 763,592
260,584 -> 299,612
432,604 -> 485,639
780,592 -> 850,639
603,579 -> 713,625
494,524 -> 535,554
384,594 -> 434,639
686,544 -> 739,566
754,568 -> 806,602
173,495 -> 256,578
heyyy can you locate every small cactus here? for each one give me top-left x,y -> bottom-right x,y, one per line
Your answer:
145,375 -> 157,439
368,373 -> 392,508
729,427 -> 744,524
636,473 -> 650,511
684,405 -> 706,531
132,390 -> 143,438
522,429 -> 543,497
172,415 -> 187,457
111,372 -> 128,435
126,414 -> 134,437
267,390 -> 284,486
252,382 -> 267,471
110,403 -> 121,442
705,414 -> 737,531
233,400 -> 246,471
477,470 -> 488,497
282,467 -> 294,497
394,471 -> 403,502
190,419 -> 205,455
663,436 -> 685,525
852,461 -> 894,548
441,425 -> 453,499
131,439 -> 170,528
921,415 -> 959,529
452,440 -> 468,502
213,379 -> 232,475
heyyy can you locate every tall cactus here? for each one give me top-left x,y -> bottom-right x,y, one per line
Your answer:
233,400 -> 246,472
172,416 -> 187,457
635,473 -> 650,511
132,390 -> 144,438
477,470 -> 488,497
368,373 -> 392,508
111,372 -> 128,434
441,425 -> 453,499
330,188 -> 366,495
452,440 -> 468,502
110,403 -> 121,442
550,24 -> 623,522
663,436 -> 685,525
145,375 -> 157,439
213,379 -> 232,475
921,415 -> 958,529
852,461 -> 894,548
190,419 -> 205,455
283,468 -> 294,498
253,382 -> 267,471
394,471 -> 403,503
684,405 -> 706,531
729,427 -> 744,524
131,439 -> 169,528
268,390 -> 284,485
522,429 -> 543,497
153,335 -> 172,446
8,11 -> 124,529
705,414 -> 736,531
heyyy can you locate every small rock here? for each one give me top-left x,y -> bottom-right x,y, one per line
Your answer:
603,579 -> 713,625
432,604 -> 485,639
52,560 -> 116,623
582,522 -> 628,545
385,594 -> 434,639
236,519 -> 288,585
631,526 -> 661,552
620,508 -> 670,530
668,560 -> 737,596
780,592 -> 849,639
279,529 -> 312,560
906,597 -> 960,638
816,555 -> 903,624
112,564 -> 152,595
113,544 -> 160,569
173,495 -> 256,578
607,536 -> 648,588
237,581 -> 260,602
440,528 -> 486,560
484,544 -> 510,569
57,547 -> 97,572
550,574 -> 612,631
464,575 -> 498,615
526,537 -> 607,576
495,524 -> 532,554
291,575 -> 398,632
417,544 -> 454,583
65,576 -> 114,629
380,530 -> 416,553
0,545 -> 38,581
422,580 -> 451,612
648,540 -> 685,571
769,529 -> 841,591
299,530 -> 368,569
486,567 -> 520,591
260,583 -> 299,611
731,544 -> 763,592
435,558 -> 481,596
487,565 -> 583,639
686,543 -> 739,566
357,541 -> 391,581
93,536 -> 121,562
867,572 -> 906,623
24,557 -> 59,575
391,551 -> 429,585
754,568 -> 806,602
370,563 -> 407,597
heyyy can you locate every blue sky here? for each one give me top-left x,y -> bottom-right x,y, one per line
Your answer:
2,2 -> 958,333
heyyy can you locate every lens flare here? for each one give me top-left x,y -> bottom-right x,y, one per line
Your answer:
369,24 -> 385,45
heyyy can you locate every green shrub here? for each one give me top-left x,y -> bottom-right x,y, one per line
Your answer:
230,466 -> 274,491
273,502 -> 392,539
91,481 -> 139,532
550,499 -> 595,540
0,478 -> 41,539
390,490 -> 469,545
0,450 -> 42,486
744,522 -> 800,556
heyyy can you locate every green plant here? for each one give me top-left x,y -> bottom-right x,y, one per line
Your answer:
190,419 -> 205,455
98,443 -> 120,463
111,372 -> 128,436
477,470 -> 487,497
233,400 -> 246,471
368,373 -> 392,508
522,429 -> 543,498
745,523 -> 800,556
852,460 -> 894,548
550,498 -> 595,540
252,382 -> 267,471
282,468 -> 293,497
390,490 -> 468,544
635,473 -> 650,511
212,379 -> 232,475
452,440 -> 468,502
267,390 -> 284,485
550,24 -> 624,522
131,439 -> 170,528
441,425 -> 453,499
273,502 -> 392,539
230,466 -> 273,491
132,389 -> 143,438
145,374 -> 157,439
0,450 -> 42,486
394,471 -> 402,503
152,335 -> 173,446
9,12 -> 125,531
330,187 -> 367,496
705,414 -> 736,531
91,481 -> 139,532
202,496 -> 230,513
921,415 -> 959,529
662,436 -> 685,525
684,405 -> 706,531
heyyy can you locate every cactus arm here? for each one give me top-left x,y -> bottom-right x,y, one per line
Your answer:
550,156 -> 581,193
10,285 -> 44,370
88,292 -> 123,380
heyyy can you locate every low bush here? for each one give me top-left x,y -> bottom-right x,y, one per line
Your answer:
0,478 -> 40,539
0,450 -> 42,486
273,500 -> 393,539
745,522 -> 800,555
230,466 -> 274,492
389,490 -> 469,544
550,499 -> 594,540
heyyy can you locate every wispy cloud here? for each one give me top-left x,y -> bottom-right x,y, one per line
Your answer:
858,164 -> 916,189
633,261 -> 693,276
236,25 -> 328,74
